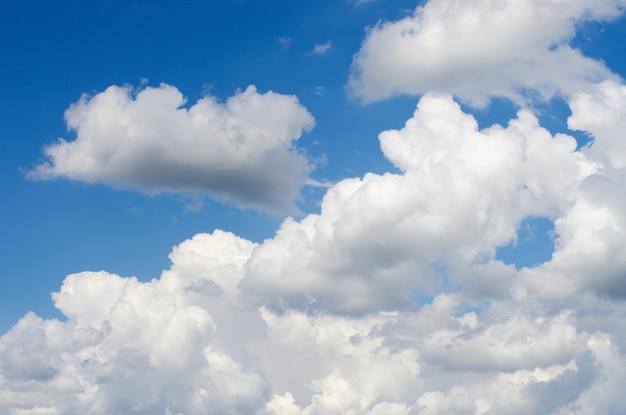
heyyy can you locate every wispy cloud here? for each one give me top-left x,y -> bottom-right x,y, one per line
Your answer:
181,194 -> 205,213
310,40 -> 332,55
277,36 -> 292,49
313,86 -> 327,96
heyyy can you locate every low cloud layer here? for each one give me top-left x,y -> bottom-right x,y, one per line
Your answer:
348,0 -> 625,105
28,84 -> 315,212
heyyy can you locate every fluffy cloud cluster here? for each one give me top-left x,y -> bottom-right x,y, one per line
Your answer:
0,234 -> 267,415
6,0 -> 626,413
28,84 -> 315,212
348,0 -> 626,105
4,80 -> 626,413
241,93 -> 596,314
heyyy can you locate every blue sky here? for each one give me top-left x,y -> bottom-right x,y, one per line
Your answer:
2,1 -> 626,414
1,0 -> 420,329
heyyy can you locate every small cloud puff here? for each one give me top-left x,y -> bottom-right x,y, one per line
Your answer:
277,36 -> 292,49
311,40 -> 332,55
313,86 -> 327,96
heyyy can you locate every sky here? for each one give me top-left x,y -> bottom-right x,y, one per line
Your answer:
1,0 -> 626,414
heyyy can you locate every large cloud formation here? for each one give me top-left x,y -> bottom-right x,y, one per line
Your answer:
5,0 -> 626,414
28,84 -> 315,212
240,94 -> 596,314
348,0 -> 626,105
4,82 -> 626,413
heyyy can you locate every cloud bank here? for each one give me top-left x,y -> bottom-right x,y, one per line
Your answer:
6,0 -> 626,414
28,84 -> 315,212
5,80 -> 626,413
348,0 -> 626,105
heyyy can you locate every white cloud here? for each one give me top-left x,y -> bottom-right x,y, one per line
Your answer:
258,310 -> 421,414
0,232 -> 267,415
7,1 -> 626,413
28,84 -> 316,212
311,41 -> 332,55
240,93 -> 595,314
570,80 -> 626,169
519,80 -> 626,299
348,0 -> 625,105
8,85 -> 626,413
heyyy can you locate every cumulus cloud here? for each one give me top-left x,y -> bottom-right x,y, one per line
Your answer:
0,232 -> 267,414
6,82 -> 626,412
348,0 -> 625,105
28,84 -> 315,212
6,1 -> 626,414
240,93 -> 595,314
520,80 -> 626,299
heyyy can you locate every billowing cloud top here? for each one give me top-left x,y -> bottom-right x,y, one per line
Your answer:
28,84 -> 315,212
241,93 -> 596,314
348,0 -> 625,105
